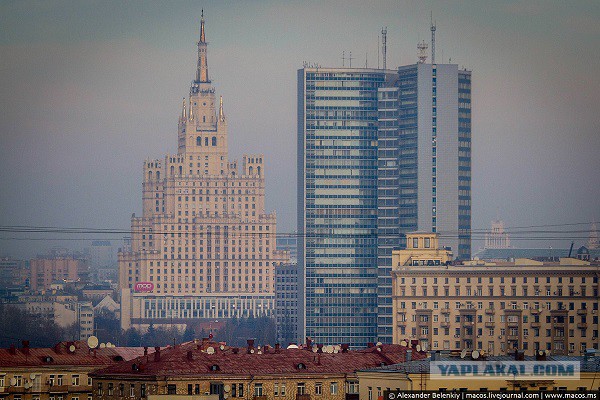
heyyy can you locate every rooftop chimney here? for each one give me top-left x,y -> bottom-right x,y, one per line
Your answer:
367,342 -> 375,348
54,343 -> 61,354
9,344 -> 16,355
317,344 -> 323,353
144,347 -> 148,356
275,343 -> 280,352
247,339 -> 255,354
154,346 -> 161,361
187,351 -> 193,361
341,344 -> 349,353
406,349 -> 412,362
21,340 -> 30,355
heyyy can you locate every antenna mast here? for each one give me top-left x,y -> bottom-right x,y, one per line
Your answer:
430,12 -> 436,64
381,27 -> 387,70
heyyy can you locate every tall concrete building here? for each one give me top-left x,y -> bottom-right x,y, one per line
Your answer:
298,63 -> 471,346
119,14 -> 288,331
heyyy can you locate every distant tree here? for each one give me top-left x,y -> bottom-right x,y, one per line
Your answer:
122,327 -> 142,346
95,309 -> 122,345
182,323 -> 195,342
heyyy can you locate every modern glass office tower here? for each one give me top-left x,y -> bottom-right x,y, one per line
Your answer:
375,63 -> 472,343
298,68 -> 394,346
298,64 -> 471,346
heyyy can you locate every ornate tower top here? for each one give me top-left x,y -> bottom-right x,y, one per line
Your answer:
196,10 -> 209,83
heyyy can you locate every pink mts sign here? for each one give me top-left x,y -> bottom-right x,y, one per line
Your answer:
134,282 -> 154,292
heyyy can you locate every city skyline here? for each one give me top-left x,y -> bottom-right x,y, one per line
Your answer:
2,1 -> 600,258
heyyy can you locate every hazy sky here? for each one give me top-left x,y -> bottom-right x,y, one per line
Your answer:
1,0 -> 599,258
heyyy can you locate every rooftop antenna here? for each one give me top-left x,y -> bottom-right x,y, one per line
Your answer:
342,51 -> 345,67
430,12 -> 436,64
349,51 -> 354,67
365,51 -> 368,68
417,40 -> 429,64
381,27 -> 387,70
377,33 -> 380,69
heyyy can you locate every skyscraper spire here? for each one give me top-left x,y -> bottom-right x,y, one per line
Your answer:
200,9 -> 206,44
196,11 -> 210,83
219,95 -> 225,121
181,97 -> 187,119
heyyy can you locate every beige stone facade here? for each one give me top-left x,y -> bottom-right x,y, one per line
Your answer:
392,233 -> 600,356
30,258 -> 87,292
118,15 -> 287,329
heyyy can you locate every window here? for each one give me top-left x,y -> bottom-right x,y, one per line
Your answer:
274,384 -> 279,397
254,383 -> 263,397
98,383 -> 103,396
315,382 -> 322,395
57,375 -> 63,386
330,382 -> 338,395
368,387 -> 373,400
297,383 -> 306,395
72,375 -> 80,386
119,384 -> 124,396
239,384 -> 244,397
108,383 -> 114,395
88,377 -> 93,386
280,384 -> 285,396
132,384 -> 138,397
413,238 -> 419,248
424,238 -> 431,248
348,381 -> 359,394
141,384 -> 146,398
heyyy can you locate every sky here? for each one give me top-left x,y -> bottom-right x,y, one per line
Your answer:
1,0 -> 599,259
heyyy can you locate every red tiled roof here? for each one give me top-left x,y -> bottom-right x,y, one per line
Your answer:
91,341 -> 425,378
0,341 -> 148,368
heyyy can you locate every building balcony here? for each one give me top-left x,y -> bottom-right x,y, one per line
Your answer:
463,321 -> 474,326
484,322 -> 494,328
577,323 -> 587,329
254,396 -> 268,400
508,322 -> 519,328
441,308 -> 450,314
485,309 -> 495,315
507,335 -> 519,340
7,387 -> 26,394
530,308 -> 541,315
48,386 -> 69,393
577,309 -> 587,315
296,395 -> 311,400
68,385 -> 93,393
531,322 -> 541,328
441,321 -> 450,328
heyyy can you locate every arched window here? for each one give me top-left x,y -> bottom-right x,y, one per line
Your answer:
179,166 -> 183,175
257,166 -> 261,176
148,171 -> 153,180
205,137 -> 209,146
203,116 -> 206,123
212,136 -> 217,146
196,137 -> 201,146
249,166 -> 254,175
170,166 -> 175,175
156,171 -> 160,180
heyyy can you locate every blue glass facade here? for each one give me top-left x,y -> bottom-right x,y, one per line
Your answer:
298,68 -> 391,346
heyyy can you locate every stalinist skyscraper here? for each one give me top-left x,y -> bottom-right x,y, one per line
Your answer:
119,13 -> 288,331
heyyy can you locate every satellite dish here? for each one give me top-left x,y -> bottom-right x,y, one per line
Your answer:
224,385 -> 231,393
376,342 -> 382,347
333,348 -> 339,354
400,340 -> 408,347
29,373 -> 36,380
287,344 -> 299,349
545,350 -> 550,356
327,345 -> 334,353
87,336 -> 99,349
106,342 -> 112,348
100,343 -> 106,348
207,347 -> 215,355
538,350 -> 544,356
416,345 -> 421,352
10,378 -> 17,386
224,395 -> 229,400
312,345 -> 318,353
472,350 -> 480,359
69,345 -> 76,353
250,349 -> 255,354
460,349 -> 467,359
219,345 -> 225,351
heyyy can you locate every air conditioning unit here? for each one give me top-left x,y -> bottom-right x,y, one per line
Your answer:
498,336 -> 503,339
